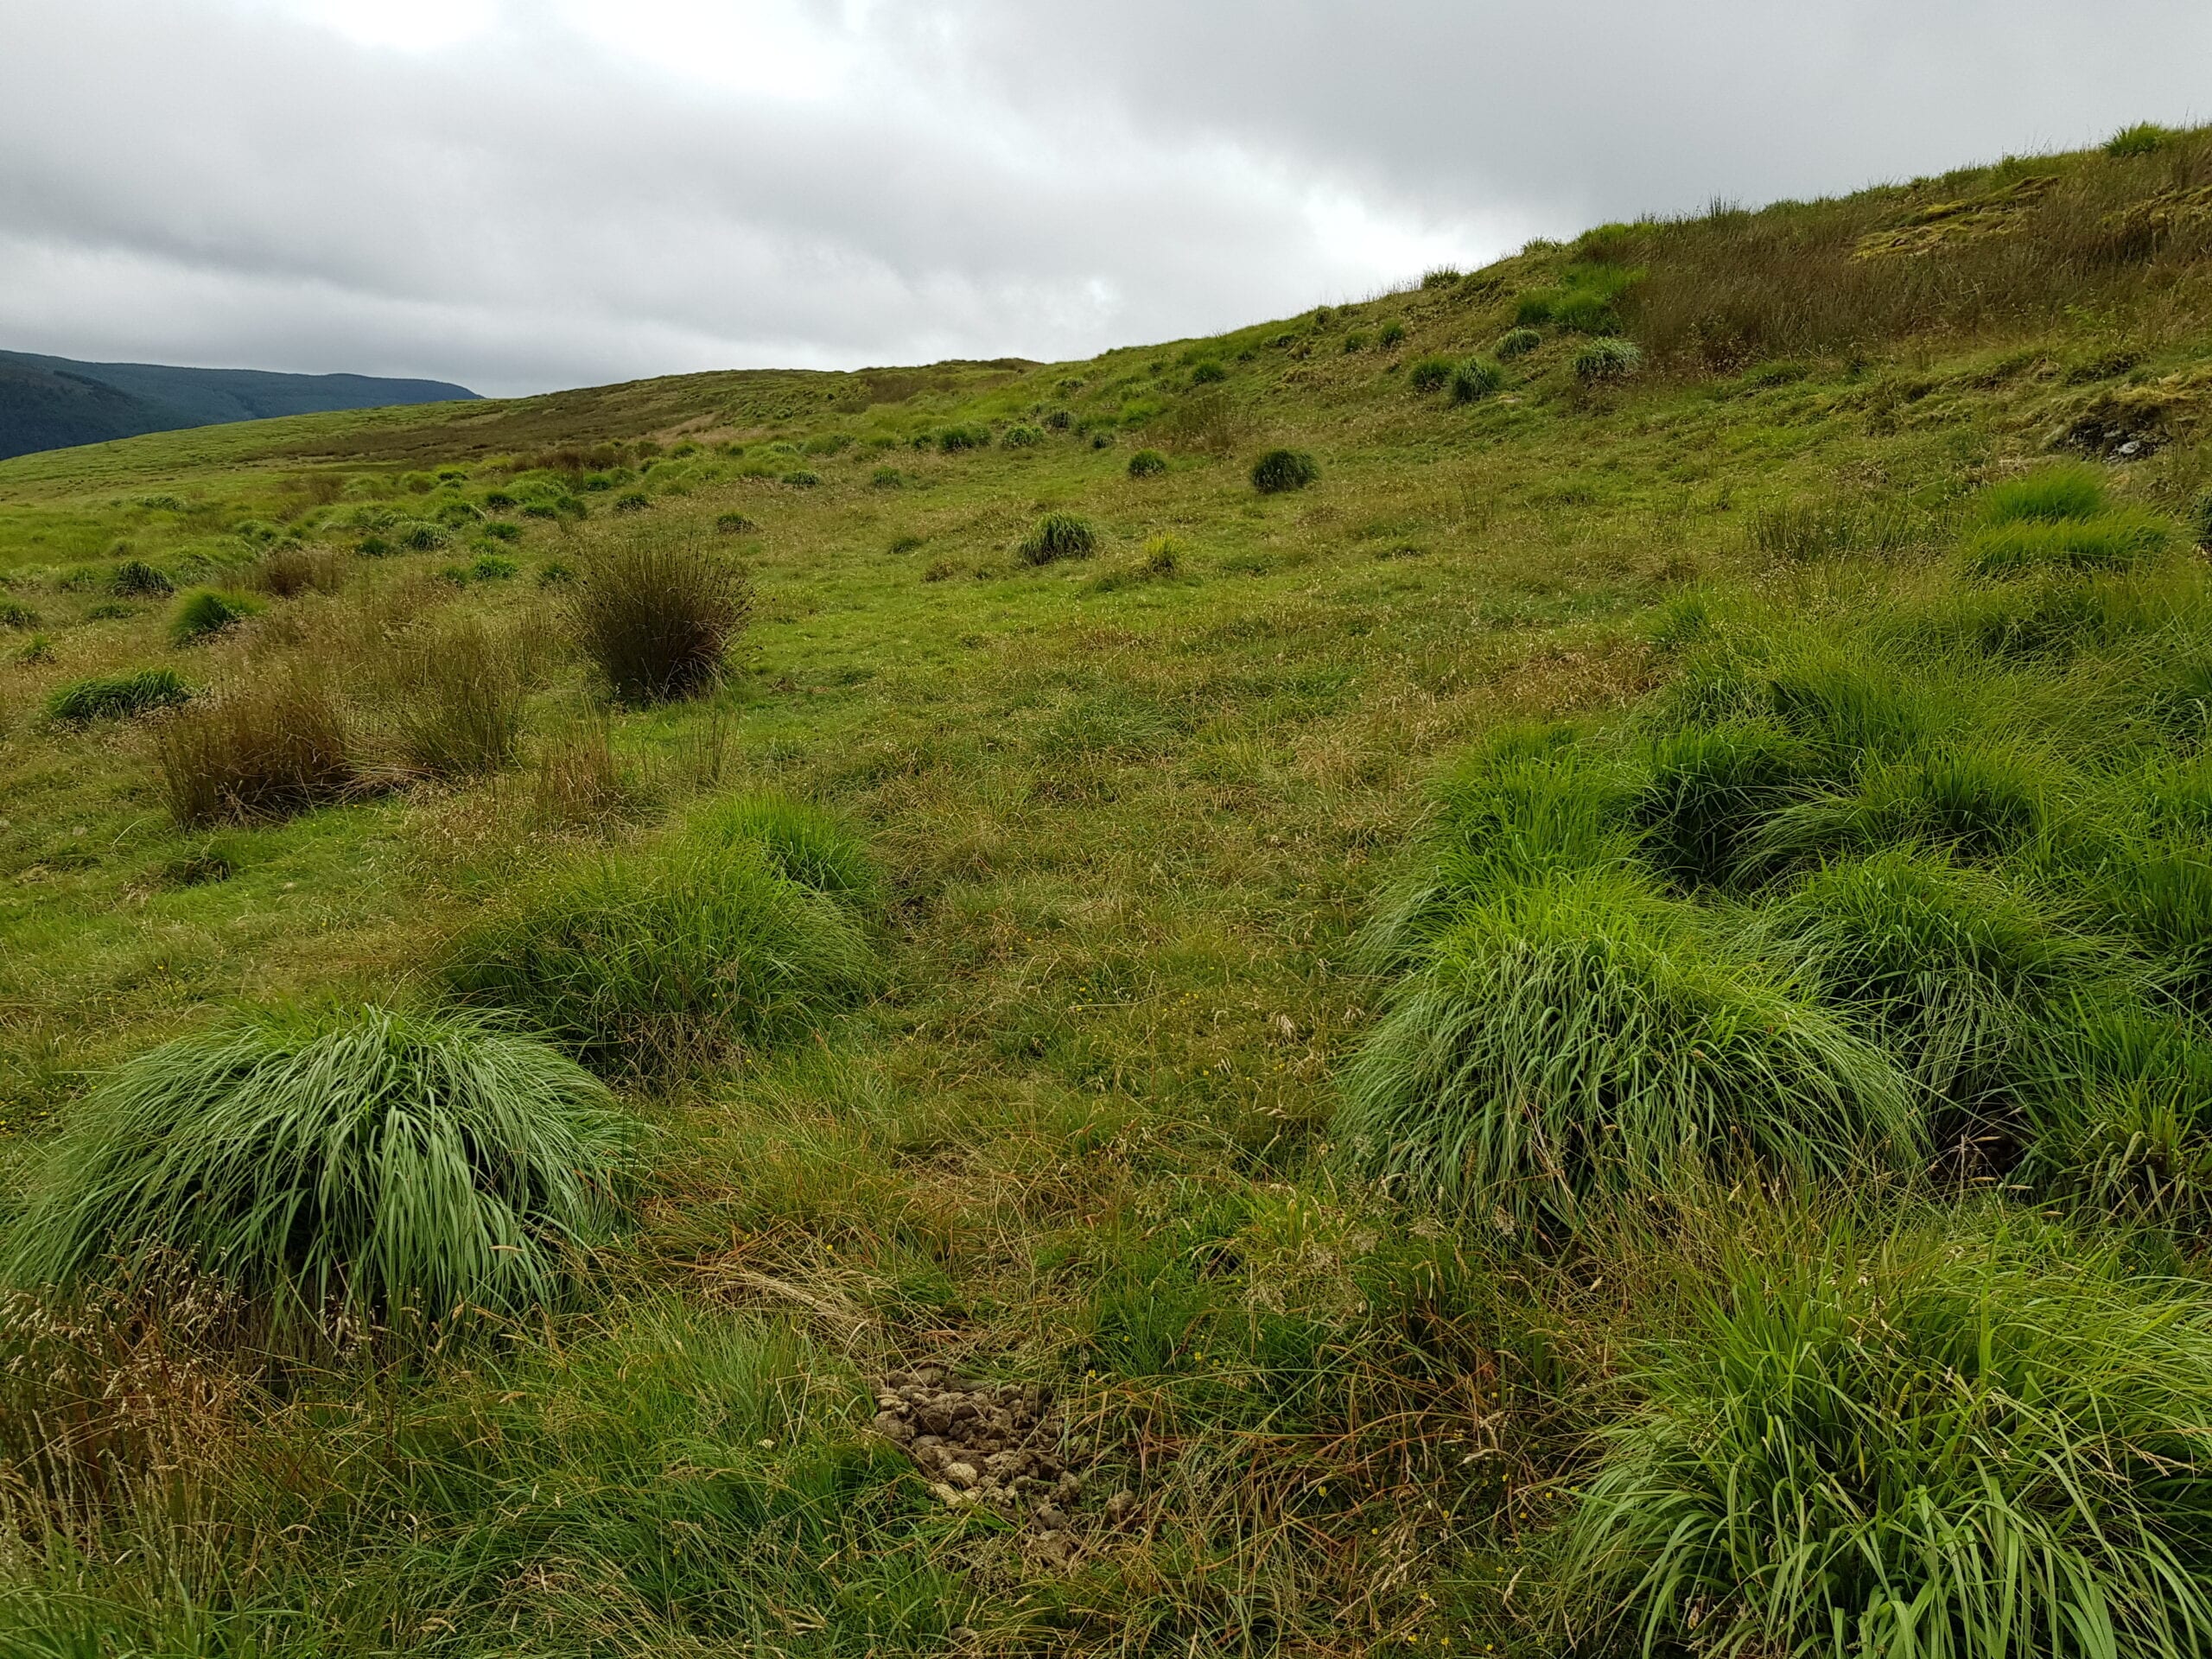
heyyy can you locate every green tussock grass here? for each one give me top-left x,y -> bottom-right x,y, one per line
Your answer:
6,1004 -> 632,1332
45,666 -> 190,723
1560,1209 -> 2212,1659
447,830 -> 876,1073
1338,864 -> 1918,1231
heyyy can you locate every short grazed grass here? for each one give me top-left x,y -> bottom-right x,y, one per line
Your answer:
0,124 -> 2210,1656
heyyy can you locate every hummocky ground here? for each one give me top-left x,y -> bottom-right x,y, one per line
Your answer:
0,125 -> 2209,1655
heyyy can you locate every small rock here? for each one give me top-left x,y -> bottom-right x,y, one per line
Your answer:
873,1410 -> 913,1442
1105,1490 -> 1137,1526
1033,1503 -> 1071,1529
944,1461 -> 979,1488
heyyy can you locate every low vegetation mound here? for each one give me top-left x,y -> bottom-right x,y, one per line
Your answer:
1018,512 -> 1097,565
1250,448 -> 1319,493
169,588 -> 261,645
448,807 -> 877,1072
46,667 -> 190,723
7,1005 -> 631,1332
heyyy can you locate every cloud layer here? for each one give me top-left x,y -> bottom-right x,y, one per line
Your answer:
1,0 -> 2203,395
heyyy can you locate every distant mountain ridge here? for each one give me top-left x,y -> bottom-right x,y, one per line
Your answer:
0,349 -> 478,461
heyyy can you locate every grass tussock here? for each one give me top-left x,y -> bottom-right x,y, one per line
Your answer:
1018,512 -> 1097,565
168,588 -> 261,645
152,664 -> 365,827
7,1005 -> 632,1334
448,824 -> 875,1073
1250,448 -> 1320,493
252,544 -> 348,598
567,529 -> 751,703
45,667 -> 190,723
392,618 -> 530,780
1560,1211 -> 2212,1659
1338,865 -> 1916,1231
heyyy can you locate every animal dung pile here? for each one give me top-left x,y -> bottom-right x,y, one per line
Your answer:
873,1366 -> 1113,1565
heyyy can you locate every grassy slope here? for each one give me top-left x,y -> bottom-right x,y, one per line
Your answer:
0,130 -> 2209,1653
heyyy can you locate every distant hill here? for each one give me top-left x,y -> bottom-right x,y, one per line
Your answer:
0,349 -> 477,461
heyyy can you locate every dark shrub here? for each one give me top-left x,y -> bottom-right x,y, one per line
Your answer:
356,535 -> 393,557
1250,448 -> 1320,494
1496,327 -> 1541,360
613,492 -> 651,513
1019,512 -> 1098,565
780,471 -> 820,488
1378,321 -> 1407,347
1127,449 -> 1169,479
569,530 -> 752,704
47,668 -> 192,723
1192,359 -> 1228,385
871,467 -> 904,488
938,427 -> 988,454
1002,424 -> 1045,448
715,512 -> 759,535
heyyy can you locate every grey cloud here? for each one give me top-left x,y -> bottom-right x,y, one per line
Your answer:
0,1 -> 2202,396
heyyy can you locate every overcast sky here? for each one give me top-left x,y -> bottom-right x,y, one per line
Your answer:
0,1 -> 2204,397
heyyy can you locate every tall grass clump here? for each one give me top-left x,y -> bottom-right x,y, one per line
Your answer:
1559,1213 -> 2212,1659
1573,337 -> 1645,382
1363,725 -> 1638,967
1450,358 -> 1504,404
1960,509 -> 2173,578
1408,355 -> 1455,393
2013,998 -> 2212,1230
7,1005 -> 632,1333
1251,449 -> 1320,494
252,545 -> 347,598
568,529 -> 751,703
1495,327 -> 1541,360
394,619 -> 529,780
1018,512 -> 1097,565
110,558 -> 173,597
1977,463 -> 2107,525
1127,448 -> 1168,479
46,667 -> 190,724
1762,849 -> 2100,1101
448,833 -> 874,1073
153,665 -> 365,827
1336,865 -> 1916,1231
169,588 -> 261,645
692,793 -> 882,910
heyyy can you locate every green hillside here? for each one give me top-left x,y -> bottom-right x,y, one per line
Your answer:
1,124 -> 2210,1656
